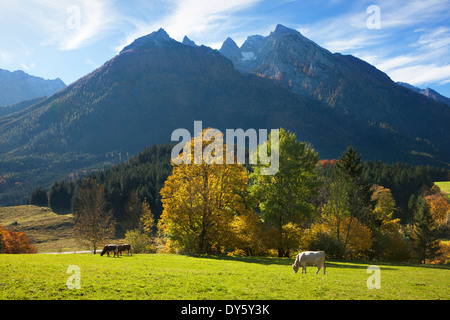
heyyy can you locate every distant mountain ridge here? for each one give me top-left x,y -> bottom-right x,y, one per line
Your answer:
397,82 -> 450,107
218,24 -> 449,164
0,25 -> 449,206
220,24 -> 450,107
0,96 -> 46,117
0,68 -> 65,106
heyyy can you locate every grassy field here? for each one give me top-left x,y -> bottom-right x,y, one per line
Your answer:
0,205 -> 84,253
435,181 -> 450,200
0,253 -> 448,300
435,181 -> 450,193
1,205 -> 449,301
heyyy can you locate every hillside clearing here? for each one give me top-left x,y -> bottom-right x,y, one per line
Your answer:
0,205 -> 82,253
435,181 -> 450,199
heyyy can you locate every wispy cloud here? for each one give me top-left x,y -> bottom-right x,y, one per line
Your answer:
377,0 -> 446,29
376,56 -> 418,72
298,0 -> 450,88
0,0 -> 116,51
59,0 -> 112,50
0,0 -> 448,93
414,27 -> 450,52
115,0 -> 263,51
389,64 -> 450,86
163,0 -> 262,39
323,36 -> 384,52
371,25 -> 450,86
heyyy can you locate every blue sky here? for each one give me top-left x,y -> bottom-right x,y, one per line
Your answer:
1,0 -> 450,97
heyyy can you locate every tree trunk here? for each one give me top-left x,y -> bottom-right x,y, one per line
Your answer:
343,215 -> 353,255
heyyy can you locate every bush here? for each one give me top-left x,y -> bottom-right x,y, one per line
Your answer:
307,232 -> 345,259
301,217 -> 373,260
125,229 -> 155,253
0,225 -> 4,253
426,241 -> 450,264
0,225 -> 37,253
228,212 -> 266,257
372,229 -> 412,261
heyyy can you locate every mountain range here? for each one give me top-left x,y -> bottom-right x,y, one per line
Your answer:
219,25 -> 449,156
0,68 -> 65,106
397,82 -> 450,107
0,25 -> 449,206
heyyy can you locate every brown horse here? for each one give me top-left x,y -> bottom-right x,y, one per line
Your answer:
117,244 -> 132,256
100,244 -> 118,257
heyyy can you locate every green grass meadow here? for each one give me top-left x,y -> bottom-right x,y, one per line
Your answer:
435,181 -> 450,200
435,181 -> 450,193
0,253 -> 448,300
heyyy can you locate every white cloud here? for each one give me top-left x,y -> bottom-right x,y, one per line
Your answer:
377,0 -> 447,29
376,56 -> 418,73
324,36 -> 381,52
59,0 -> 111,50
360,50 -> 450,88
163,0 -> 261,38
115,0 -> 263,51
414,27 -> 450,51
85,58 -> 100,69
1,0 -> 448,92
301,0 -> 450,90
0,51 -> 13,65
0,0 -> 116,51
20,63 -> 31,71
388,64 -> 450,86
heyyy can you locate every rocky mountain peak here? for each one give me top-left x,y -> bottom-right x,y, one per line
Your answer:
152,28 -> 171,40
220,37 -> 240,51
120,28 -> 175,53
272,24 -> 301,38
240,35 -> 265,53
182,35 -> 197,47
219,37 -> 242,62
0,68 -> 66,106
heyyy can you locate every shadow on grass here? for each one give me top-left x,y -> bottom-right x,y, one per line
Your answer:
51,207 -> 72,215
186,254 -> 448,270
193,255 -> 293,266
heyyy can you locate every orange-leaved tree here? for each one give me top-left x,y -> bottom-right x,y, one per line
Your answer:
0,224 -> 37,254
425,186 -> 449,232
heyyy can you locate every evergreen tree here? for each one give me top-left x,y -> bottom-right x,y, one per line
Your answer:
49,180 -> 75,213
336,146 -> 373,225
336,146 -> 363,180
411,196 -> 440,263
124,190 -> 142,231
28,187 -> 48,207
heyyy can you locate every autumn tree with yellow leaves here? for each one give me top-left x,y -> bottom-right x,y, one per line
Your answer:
425,185 -> 449,233
370,185 -> 410,261
158,128 -> 253,254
